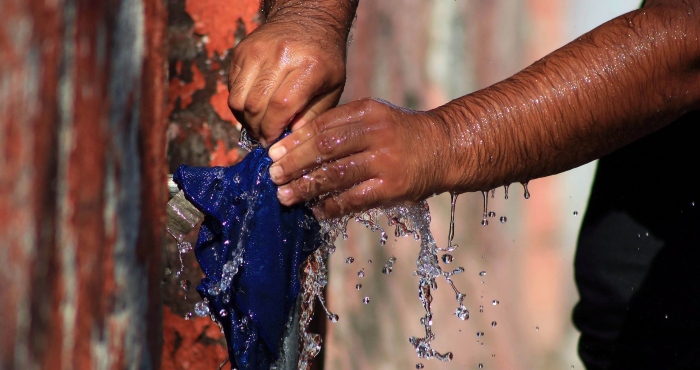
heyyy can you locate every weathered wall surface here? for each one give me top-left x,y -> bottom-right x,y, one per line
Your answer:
0,0 -> 167,369
161,1 -> 258,369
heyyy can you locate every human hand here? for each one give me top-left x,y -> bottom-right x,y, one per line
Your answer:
228,18 -> 348,146
266,98 -> 459,219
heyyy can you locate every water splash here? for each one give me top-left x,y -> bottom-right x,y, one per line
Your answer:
299,201 -> 467,366
383,256 -> 397,274
176,241 -> 192,276
238,128 -> 259,151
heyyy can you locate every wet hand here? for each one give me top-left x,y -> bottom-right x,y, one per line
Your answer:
267,99 -> 455,219
228,19 -> 347,146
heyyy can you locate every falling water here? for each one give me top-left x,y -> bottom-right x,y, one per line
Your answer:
504,184 -> 510,200
522,182 -> 530,199
481,191 -> 489,226
297,200 -> 468,366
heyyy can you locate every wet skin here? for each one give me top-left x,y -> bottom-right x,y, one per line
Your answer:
231,0 -> 700,219
228,0 -> 358,146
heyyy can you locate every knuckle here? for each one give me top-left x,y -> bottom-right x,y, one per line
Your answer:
322,162 -> 344,182
228,94 -> 243,112
314,133 -> 335,155
268,95 -> 291,112
243,97 -> 264,116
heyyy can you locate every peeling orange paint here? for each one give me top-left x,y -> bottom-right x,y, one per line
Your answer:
167,62 -> 206,116
210,139 -> 241,167
210,81 -> 240,128
161,307 -> 230,370
185,0 -> 259,58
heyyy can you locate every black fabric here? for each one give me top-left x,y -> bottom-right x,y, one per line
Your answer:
574,110 -> 700,369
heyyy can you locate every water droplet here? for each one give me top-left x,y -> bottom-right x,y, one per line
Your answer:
346,257 -> 354,264
488,211 -> 496,218
194,301 -> 210,317
492,354 -> 496,358
522,181 -> 530,199
492,300 -> 499,306
382,266 -> 393,274
416,364 -> 424,369
535,326 -> 539,331
478,363 -> 483,369
367,259 -> 372,264
184,312 -> 192,320
357,268 -> 365,278
442,254 -> 454,264
178,241 -> 193,254
207,285 -> 222,296
491,321 -> 497,327
219,309 -> 228,317
479,271 -> 486,276
665,314 -> 669,319
363,297 -> 370,304
164,267 -> 172,276
355,283 -> 362,290
504,184 -> 510,200
692,201 -> 696,207
477,331 -> 484,337
329,313 -> 339,322
479,305 -> 484,313
180,279 -> 191,291
316,155 -> 322,164
481,219 -> 489,226
645,232 -> 649,237
490,188 -> 496,198
573,211 -> 578,216
455,305 -> 469,320
500,216 -> 507,223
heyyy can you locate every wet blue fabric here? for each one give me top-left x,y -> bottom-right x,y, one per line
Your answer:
173,142 -> 321,369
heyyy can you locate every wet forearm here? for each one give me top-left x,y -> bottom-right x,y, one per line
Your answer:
437,1 -> 700,193
260,0 -> 359,44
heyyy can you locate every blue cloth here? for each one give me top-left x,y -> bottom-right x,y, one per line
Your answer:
173,143 -> 321,369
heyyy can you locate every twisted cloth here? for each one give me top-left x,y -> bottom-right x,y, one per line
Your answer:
173,142 -> 321,369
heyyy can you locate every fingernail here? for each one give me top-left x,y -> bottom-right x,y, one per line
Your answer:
277,186 -> 292,204
269,164 -> 283,182
268,143 -> 286,161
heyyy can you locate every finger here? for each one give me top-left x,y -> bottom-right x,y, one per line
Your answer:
288,88 -> 343,132
242,64 -> 291,143
268,121 -> 375,185
313,179 -> 387,219
228,62 -> 241,91
268,99 -> 375,162
276,152 -> 375,206
260,68 -> 342,143
228,60 -> 261,137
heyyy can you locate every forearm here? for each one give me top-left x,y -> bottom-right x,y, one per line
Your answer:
437,1 -> 700,193
260,0 -> 359,44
